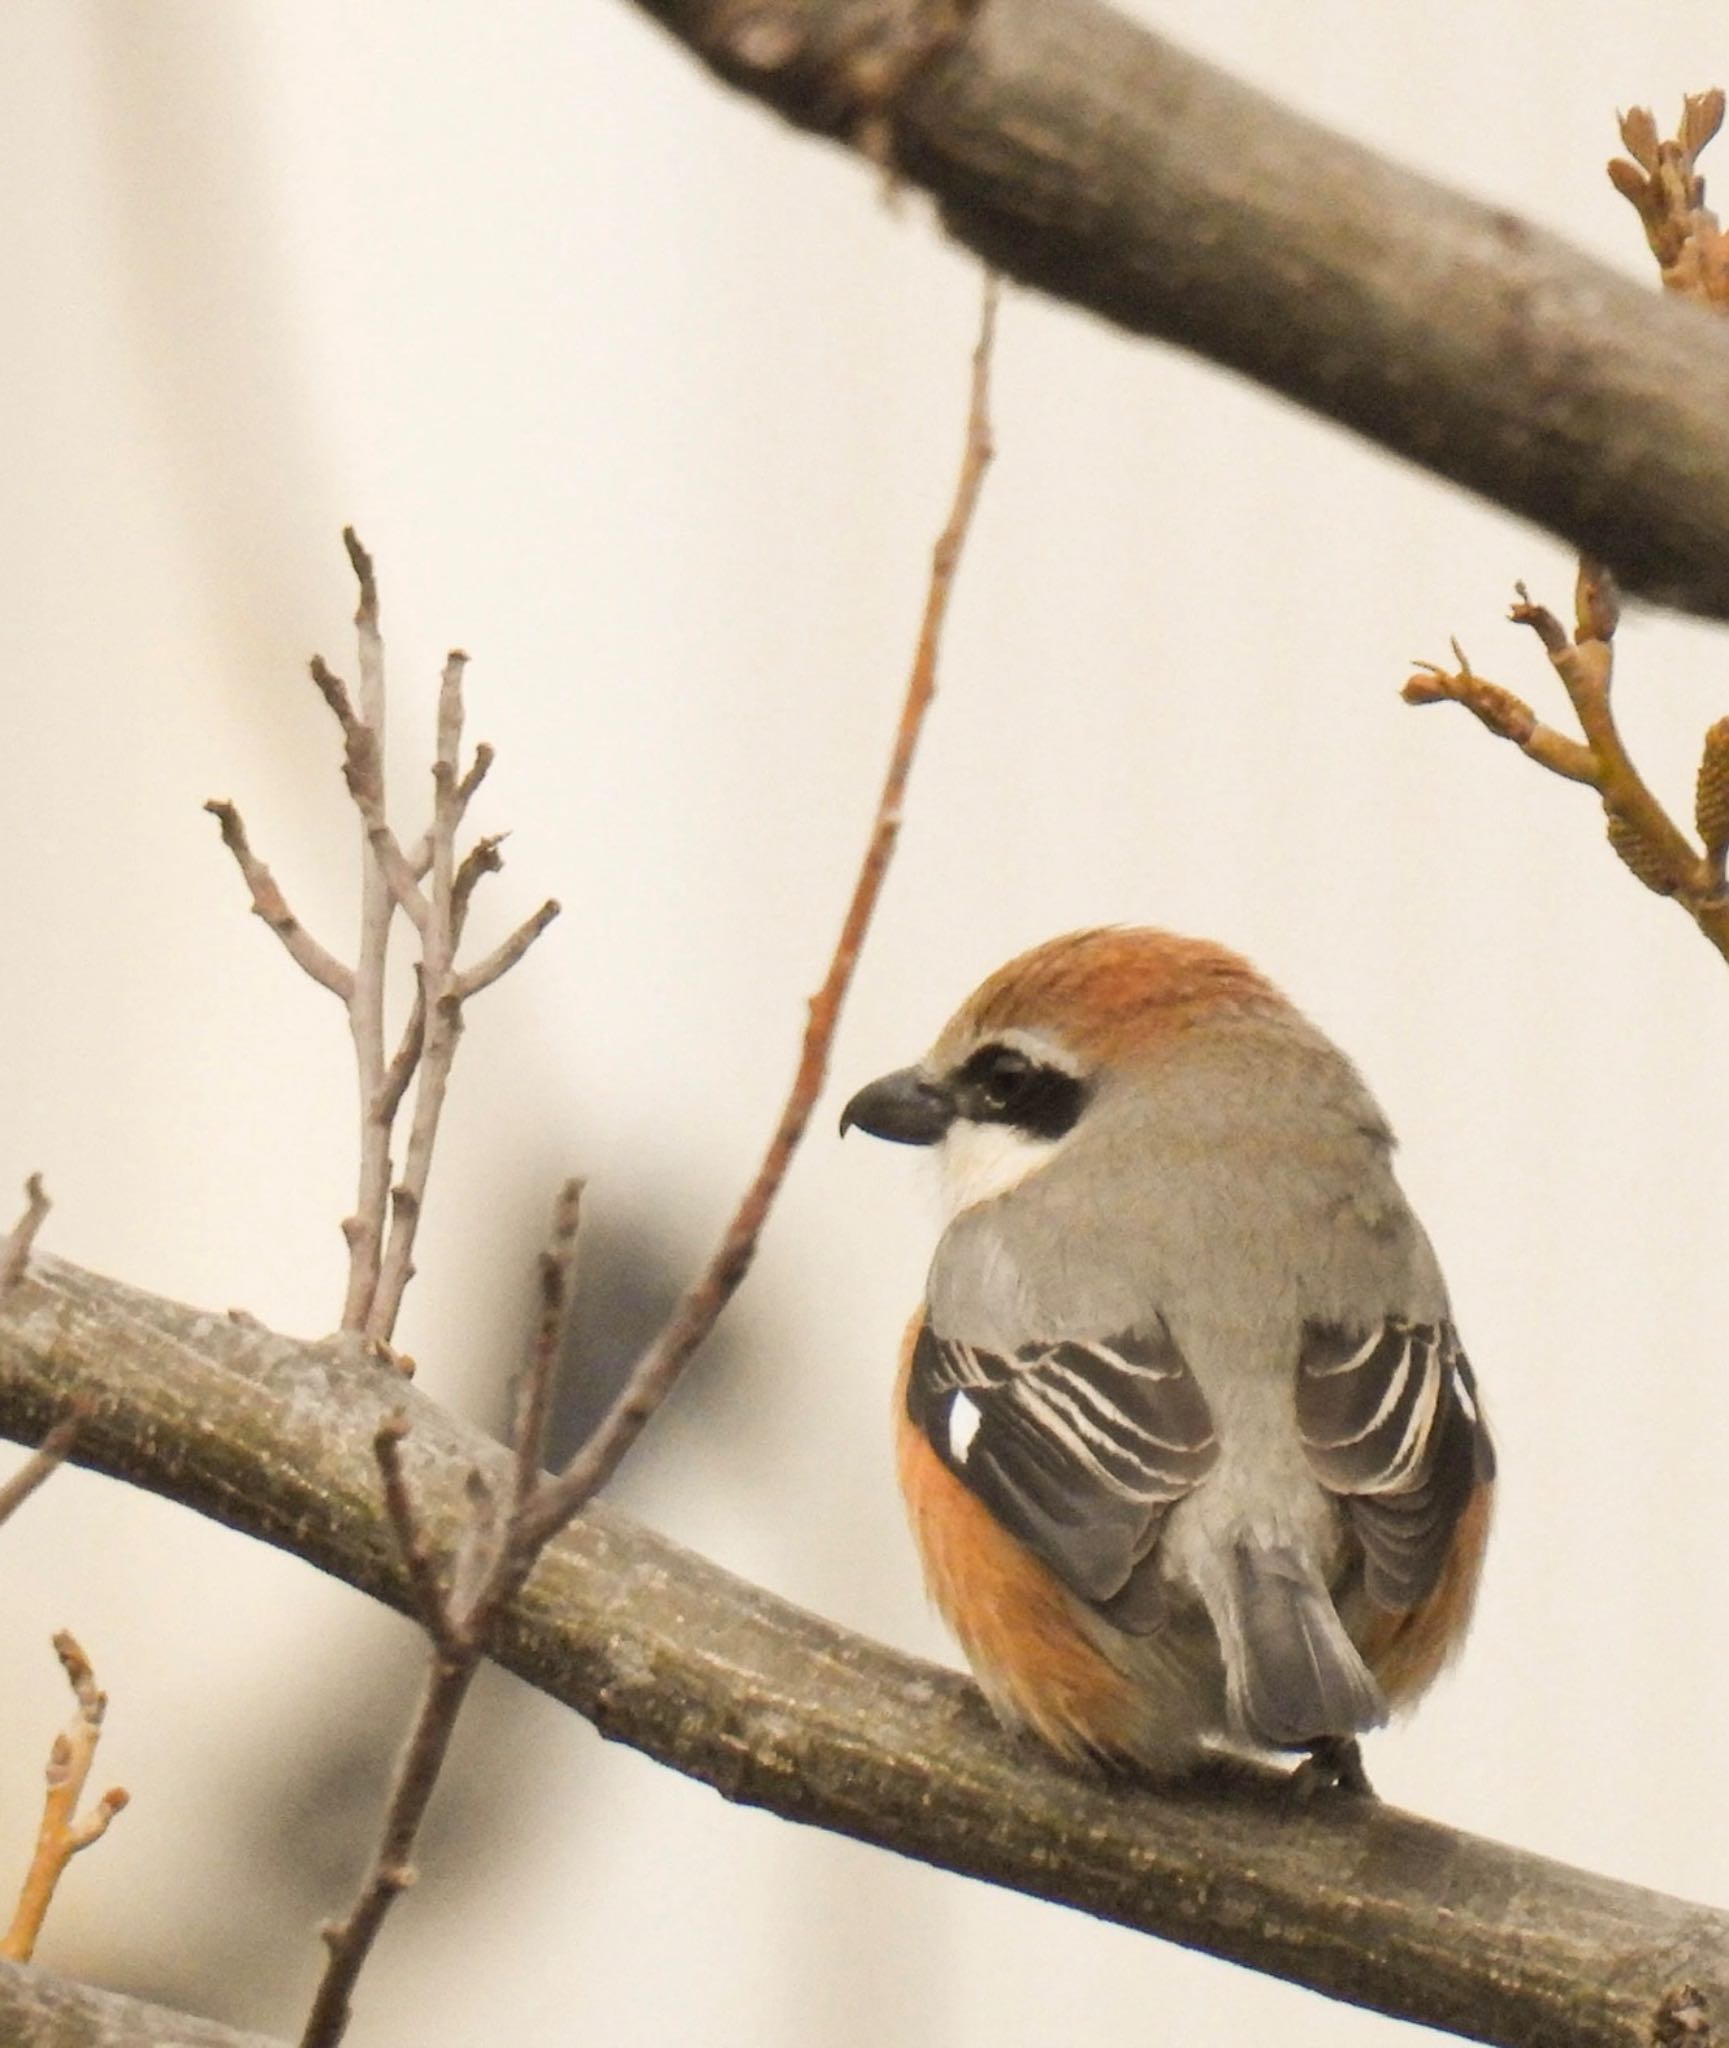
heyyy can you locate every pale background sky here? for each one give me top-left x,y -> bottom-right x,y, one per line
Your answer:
3,3 -> 1728,2043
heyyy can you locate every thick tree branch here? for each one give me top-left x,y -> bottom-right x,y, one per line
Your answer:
622,0 -> 1729,620
2,1251 -> 1724,2048
0,1959 -> 284,2048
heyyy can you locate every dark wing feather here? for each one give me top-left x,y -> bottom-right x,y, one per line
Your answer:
907,1318 -> 1218,1626
1297,1318 -> 1494,1612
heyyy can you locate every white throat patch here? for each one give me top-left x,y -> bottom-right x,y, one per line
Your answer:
936,1119 -> 1063,1218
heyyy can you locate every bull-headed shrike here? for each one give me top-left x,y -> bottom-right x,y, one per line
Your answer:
842,927 -> 1492,1790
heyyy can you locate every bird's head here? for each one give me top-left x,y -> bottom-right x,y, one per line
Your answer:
840,926 -> 1280,1213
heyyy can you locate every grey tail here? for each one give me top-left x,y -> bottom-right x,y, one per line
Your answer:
1220,1545 -> 1388,1750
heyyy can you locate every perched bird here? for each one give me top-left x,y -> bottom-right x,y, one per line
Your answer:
841,928 -> 1492,1789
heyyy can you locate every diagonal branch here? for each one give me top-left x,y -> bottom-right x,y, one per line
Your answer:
298,285 -> 994,2044
512,273 -> 999,1557
297,1179 -> 585,2048
0,1249 -> 1723,2048
621,0 -> 1729,621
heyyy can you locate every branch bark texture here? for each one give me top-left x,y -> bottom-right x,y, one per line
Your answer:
3,1254 -> 1725,2048
0,1960 -> 283,2048
625,0 -> 1729,621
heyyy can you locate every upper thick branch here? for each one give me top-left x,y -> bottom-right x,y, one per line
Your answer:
624,0 -> 1729,620
1,1251 -> 1724,2048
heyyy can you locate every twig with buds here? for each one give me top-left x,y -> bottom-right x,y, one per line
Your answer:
0,1634 -> 128,1964
1405,93 -> 1729,964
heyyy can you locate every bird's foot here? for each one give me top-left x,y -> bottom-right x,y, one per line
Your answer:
1288,1736 -> 1375,1803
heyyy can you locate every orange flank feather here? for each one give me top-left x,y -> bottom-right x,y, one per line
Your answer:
893,1322 -> 1144,1761
894,1319 -> 1491,1759
1358,1480 -> 1494,1706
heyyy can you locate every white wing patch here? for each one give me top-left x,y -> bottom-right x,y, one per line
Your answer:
906,1320 -> 1220,1618
946,1390 -> 984,1464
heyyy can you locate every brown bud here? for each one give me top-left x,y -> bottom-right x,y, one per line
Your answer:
1618,105 -> 1661,172
1509,586 -> 1569,656
1575,559 -> 1620,644
1606,811 -> 1678,895
1606,156 -> 1653,212
1680,89 -> 1726,166
1696,717 -> 1729,856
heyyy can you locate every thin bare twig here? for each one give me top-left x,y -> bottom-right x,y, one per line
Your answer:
512,1180 -> 584,1508
300,283 -> 998,2047
372,1418 -> 460,1655
360,648 -> 560,1346
0,1177 -> 52,1298
1406,98 -> 1729,965
1,1634 -> 128,1964
451,899 -> 564,1002
298,1646 -> 478,2048
298,1179 -> 585,2048
0,1410 -> 86,1533
213,534 -> 558,1346
517,273 -> 999,1557
202,806 -> 353,1000
334,529 -> 407,1334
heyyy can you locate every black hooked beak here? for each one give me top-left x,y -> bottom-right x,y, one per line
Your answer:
839,1066 -> 955,1146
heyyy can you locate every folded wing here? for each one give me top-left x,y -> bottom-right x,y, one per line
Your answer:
905,1318 -> 1218,1626
1297,1317 -> 1495,1612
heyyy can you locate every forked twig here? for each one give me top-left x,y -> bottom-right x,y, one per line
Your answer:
1406,96 -> 1729,963
297,277 -> 1000,2048
0,1634 -> 128,1963
297,1177 -> 586,2048
208,534 -> 559,1350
